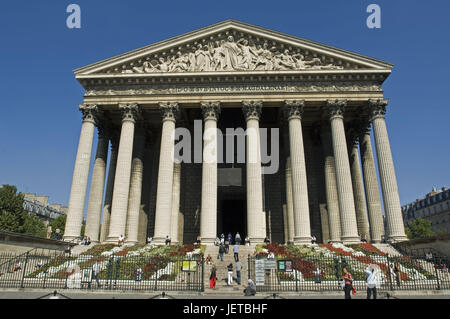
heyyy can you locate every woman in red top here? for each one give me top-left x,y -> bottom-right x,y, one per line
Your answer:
342,268 -> 353,299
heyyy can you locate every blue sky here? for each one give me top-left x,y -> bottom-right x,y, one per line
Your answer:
0,0 -> 449,212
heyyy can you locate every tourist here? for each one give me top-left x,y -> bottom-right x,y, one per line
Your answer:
264,237 -> 270,244
361,234 -> 367,243
214,237 -> 220,246
394,262 -> 401,287
135,268 -> 143,282
364,265 -> 377,299
235,232 -> 241,245
314,267 -> 322,283
205,254 -> 212,265
342,268 -> 353,299
92,260 -> 101,288
233,243 -> 239,262
267,252 -> 275,259
327,238 -> 332,244
118,234 -> 125,245
165,235 -> 171,245
243,279 -> 256,296
227,263 -> 233,285
235,260 -> 243,285
227,232 -> 233,244
195,235 -> 201,245
35,259 -> 44,270
220,234 -> 225,246
218,244 -> 225,262
245,236 -> 250,246
311,235 -> 316,244
224,239 -> 230,254
147,236 -> 152,244
209,264 -> 217,289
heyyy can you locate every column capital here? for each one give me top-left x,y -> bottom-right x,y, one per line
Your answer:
242,100 -> 262,121
79,104 -> 100,124
119,103 -> 142,123
159,102 -> 179,122
325,99 -> 347,120
283,100 -> 305,120
201,101 -> 221,121
368,99 -> 388,121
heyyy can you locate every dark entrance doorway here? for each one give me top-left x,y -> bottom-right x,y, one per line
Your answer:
219,199 -> 246,243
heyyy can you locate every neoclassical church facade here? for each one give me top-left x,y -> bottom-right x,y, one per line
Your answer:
64,20 -> 407,245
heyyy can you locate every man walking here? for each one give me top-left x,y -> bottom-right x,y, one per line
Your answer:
218,244 -> 225,262
233,243 -> 239,262
235,232 -> 241,245
364,265 -> 377,299
227,263 -> 233,286
92,260 -> 101,288
235,260 -> 243,285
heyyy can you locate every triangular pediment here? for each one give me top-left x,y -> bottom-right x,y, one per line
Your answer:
74,20 -> 392,77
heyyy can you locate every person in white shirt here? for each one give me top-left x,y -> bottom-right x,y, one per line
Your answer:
92,261 -> 101,288
364,265 -> 377,299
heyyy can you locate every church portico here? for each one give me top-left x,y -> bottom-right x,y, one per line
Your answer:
65,20 -> 407,245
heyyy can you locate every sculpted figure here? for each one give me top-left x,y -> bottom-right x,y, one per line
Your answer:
169,51 -> 189,72
211,40 -> 225,71
253,43 -> 275,70
236,38 -> 257,69
188,46 -> 197,72
222,36 -> 241,71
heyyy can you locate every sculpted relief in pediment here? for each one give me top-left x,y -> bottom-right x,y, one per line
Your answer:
114,34 -> 346,74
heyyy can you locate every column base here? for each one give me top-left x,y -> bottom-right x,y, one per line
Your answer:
341,236 -> 361,245
293,237 -> 312,245
63,236 -> 79,242
200,238 -> 216,244
249,237 -> 265,244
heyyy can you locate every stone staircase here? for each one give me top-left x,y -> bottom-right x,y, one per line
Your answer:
372,243 -> 403,256
70,243 -> 95,255
203,244 -> 255,295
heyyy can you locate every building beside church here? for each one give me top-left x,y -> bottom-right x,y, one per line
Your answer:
63,20 -> 407,245
23,193 -> 67,225
402,187 -> 450,234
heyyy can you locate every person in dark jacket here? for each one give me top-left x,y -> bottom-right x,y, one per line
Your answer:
218,244 -> 225,262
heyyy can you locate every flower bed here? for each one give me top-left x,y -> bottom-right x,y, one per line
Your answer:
257,242 -> 436,283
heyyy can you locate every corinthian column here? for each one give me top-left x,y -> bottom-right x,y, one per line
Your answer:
170,161 -> 181,244
200,102 -> 220,244
369,99 -> 407,242
320,124 -> 342,243
100,133 -> 119,242
125,126 -> 146,243
348,133 -> 370,241
85,124 -> 109,242
243,101 -> 266,243
326,100 -> 360,244
284,100 -> 311,244
106,104 -> 141,242
285,157 -> 295,243
153,102 -> 179,244
359,122 -> 384,243
64,104 -> 99,241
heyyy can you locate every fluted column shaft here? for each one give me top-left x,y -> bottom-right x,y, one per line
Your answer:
153,103 -> 179,244
170,162 -> 181,244
64,104 -> 98,241
107,104 -> 141,241
85,127 -> 109,242
200,102 -> 220,243
359,126 -> 384,243
285,157 -> 295,243
320,126 -> 342,243
349,141 -> 371,240
100,136 -> 119,242
326,100 -> 360,244
370,99 -> 407,242
243,101 -> 266,242
284,100 -> 311,244
125,128 -> 146,243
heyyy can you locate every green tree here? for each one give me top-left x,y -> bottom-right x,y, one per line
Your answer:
22,214 -> 46,237
49,215 -> 66,238
0,185 -> 27,233
406,218 -> 434,239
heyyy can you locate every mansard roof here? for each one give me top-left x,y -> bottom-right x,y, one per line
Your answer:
74,19 -> 392,79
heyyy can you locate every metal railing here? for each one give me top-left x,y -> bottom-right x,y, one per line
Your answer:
0,251 -> 204,292
247,254 -> 450,292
